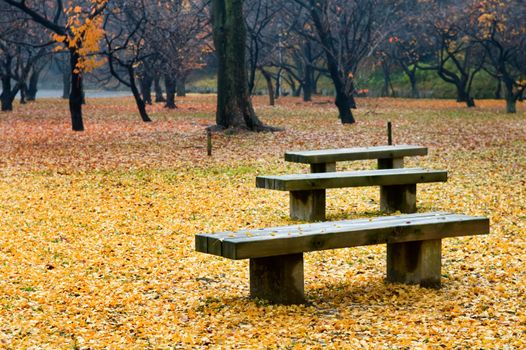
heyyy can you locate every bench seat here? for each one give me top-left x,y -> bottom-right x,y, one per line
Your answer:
256,168 -> 448,220
285,145 -> 428,172
196,212 -> 489,304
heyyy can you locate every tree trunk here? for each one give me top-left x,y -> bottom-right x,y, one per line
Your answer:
140,74 -> 153,105
19,83 -> 27,104
164,75 -> 177,109
1,76 -> 14,111
303,64 -> 313,102
407,70 -> 419,98
494,78 -> 502,99
504,83 -> 516,113
212,0 -> 269,130
274,69 -> 282,99
308,3 -> 355,124
69,50 -> 84,131
62,57 -> 70,99
381,61 -> 391,97
260,68 -> 275,106
457,86 -> 475,107
27,69 -> 40,101
154,76 -> 165,102
129,68 -> 152,122
176,74 -> 186,97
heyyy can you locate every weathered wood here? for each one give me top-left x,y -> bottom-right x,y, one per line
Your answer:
250,253 -> 304,304
378,157 -> 404,169
386,239 -> 442,288
285,145 -> 427,164
310,162 -> 336,173
290,190 -> 326,221
195,213 -> 489,260
256,168 -> 447,192
380,184 -> 417,213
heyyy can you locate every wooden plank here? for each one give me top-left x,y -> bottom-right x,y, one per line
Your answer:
196,213 -> 489,259
285,145 -> 428,164
256,168 -> 447,191
197,211 -> 453,241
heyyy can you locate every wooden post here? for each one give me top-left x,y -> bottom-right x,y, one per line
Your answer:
387,121 -> 393,145
386,239 -> 442,288
207,129 -> 212,156
290,190 -> 326,221
249,253 -> 305,304
380,184 -> 416,214
310,162 -> 336,173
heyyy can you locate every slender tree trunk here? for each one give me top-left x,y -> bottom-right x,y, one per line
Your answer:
308,3 -> 355,124
1,76 -> 14,111
260,68 -> 275,106
381,61 -> 392,97
140,74 -> 153,105
19,83 -> 27,104
176,74 -> 186,97
274,69 -> 282,99
62,57 -> 70,99
407,71 -> 419,98
164,75 -> 177,109
69,49 -> 84,131
129,68 -> 152,122
154,76 -> 165,102
212,0 -> 269,130
27,70 -> 40,101
504,80 -> 517,113
303,68 -> 313,102
494,78 -> 502,99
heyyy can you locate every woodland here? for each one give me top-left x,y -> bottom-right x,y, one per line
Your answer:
0,0 -> 525,348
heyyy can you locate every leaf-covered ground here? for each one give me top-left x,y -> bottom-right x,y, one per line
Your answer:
0,96 -> 524,349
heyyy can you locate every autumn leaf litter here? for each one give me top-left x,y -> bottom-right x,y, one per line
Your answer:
0,96 -> 525,348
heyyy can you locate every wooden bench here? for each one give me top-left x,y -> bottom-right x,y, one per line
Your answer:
195,212 -> 490,304
285,145 -> 428,173
256,168 -> 447,221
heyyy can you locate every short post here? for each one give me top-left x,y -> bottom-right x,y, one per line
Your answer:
310,162 -> 336,173
207,129 -> 212,156
250,253 -> 305,304
380,184 -> 416,214
387,121 -> 393,145
290,190 -> 326,221
386,239 -> 442,288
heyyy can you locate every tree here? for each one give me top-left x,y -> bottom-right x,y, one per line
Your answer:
102,0 -> 153,122
0,4 -> 48,110
470,0 -> 526,113
2,0 -> 108,131
211,0 -> 273,131
415,1 -> 484,107
292,0 -> 396,123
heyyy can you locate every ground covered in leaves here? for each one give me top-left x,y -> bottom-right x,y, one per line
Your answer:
0,95 -> 525,349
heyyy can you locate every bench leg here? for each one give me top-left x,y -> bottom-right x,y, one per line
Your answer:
310,162 -> 336,173
249,253 -> 305,305
290,190 -> 326,221
380,184 -> 416,214
378,157 -> 404,169
386,239 -> 442,288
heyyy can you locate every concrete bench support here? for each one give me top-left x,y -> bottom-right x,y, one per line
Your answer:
250,253 -> 305,304
386,239 -> 442,288
290,190 -> 326,221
